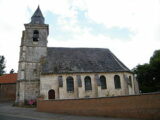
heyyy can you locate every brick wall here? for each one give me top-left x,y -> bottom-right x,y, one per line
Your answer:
37,93 -> 160,119
0,83 -> 16,101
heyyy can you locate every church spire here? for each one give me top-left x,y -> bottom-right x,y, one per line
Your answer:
30,6 -> 45,24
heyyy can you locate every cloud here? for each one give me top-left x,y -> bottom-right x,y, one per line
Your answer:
47,0 -> 160,69
0,0 -> 160,72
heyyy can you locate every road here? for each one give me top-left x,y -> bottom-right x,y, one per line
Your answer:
0,102 -> 140,120
0,114 -> 37,120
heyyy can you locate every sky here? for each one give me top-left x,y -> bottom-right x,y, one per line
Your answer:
0,0 -> 160,73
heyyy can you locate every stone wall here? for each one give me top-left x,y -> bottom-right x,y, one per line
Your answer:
0,83 -> 16,101
16,80 -> 40,103
37,93 -> 160,119
40,72 -> 136,100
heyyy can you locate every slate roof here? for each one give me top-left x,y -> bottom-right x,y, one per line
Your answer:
30,6 -> 44,24
0,73 -> 17,84
41,47 -> 130,74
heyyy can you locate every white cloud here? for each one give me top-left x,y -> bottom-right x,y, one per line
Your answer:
86,0 -> 154,28
0,0 -> 160,72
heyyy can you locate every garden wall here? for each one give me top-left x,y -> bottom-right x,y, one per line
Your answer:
37,93 -> 160,119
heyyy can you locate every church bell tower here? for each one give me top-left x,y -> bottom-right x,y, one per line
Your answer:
16,6 -> 49,104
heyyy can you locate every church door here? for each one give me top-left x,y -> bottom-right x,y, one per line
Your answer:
48,89 -> 55,99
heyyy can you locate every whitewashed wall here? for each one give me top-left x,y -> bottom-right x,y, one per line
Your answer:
40,72 -> 137,100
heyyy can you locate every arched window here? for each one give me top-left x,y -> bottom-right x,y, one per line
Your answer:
33,30 -> 39,42
48,89 -> 55,99
84,76 -> 92,91
66,76 -> 74,92
100,75 -> 107,89
129,76 -> 132,87
114,75 -> 121,89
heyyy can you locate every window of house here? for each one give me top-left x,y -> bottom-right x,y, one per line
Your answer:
114,75 -> 121,89
33,30 -> 39,42
66,76 -> 74,92
100,75 -> 107,89
84,76 -> 92,91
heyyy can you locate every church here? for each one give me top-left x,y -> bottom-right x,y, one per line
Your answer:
16,6 -> 139,104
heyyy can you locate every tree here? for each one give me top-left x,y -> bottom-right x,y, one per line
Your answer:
149,50 -> 160,91
0,55 -> 6,76
10,69 -> 15,74
133,50 -> 160,93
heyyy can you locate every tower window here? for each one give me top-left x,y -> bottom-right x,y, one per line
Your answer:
33,30 -> 39,42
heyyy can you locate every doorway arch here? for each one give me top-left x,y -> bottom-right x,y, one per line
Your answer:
48,89 -> 55,99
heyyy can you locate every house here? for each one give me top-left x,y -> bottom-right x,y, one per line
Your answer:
0,73 -> 17,101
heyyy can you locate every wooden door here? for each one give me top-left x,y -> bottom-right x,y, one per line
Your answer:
48,89 -> 55,99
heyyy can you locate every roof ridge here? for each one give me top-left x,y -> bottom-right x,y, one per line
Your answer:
47,47 -> 109,50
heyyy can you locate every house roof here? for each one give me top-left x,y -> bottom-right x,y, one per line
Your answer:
41,47 -> 130,74
0,73 -> 17,84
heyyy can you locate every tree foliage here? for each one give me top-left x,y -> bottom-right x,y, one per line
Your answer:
133,50 -> 160,93
10,69 -> 15,74
0,55 -> 6,76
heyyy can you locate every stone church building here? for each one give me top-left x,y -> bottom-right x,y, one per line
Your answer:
16,6 -> 139,104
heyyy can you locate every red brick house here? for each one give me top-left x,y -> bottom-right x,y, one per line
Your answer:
0,73 -> 17,101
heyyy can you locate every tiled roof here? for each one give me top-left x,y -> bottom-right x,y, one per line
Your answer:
0,73 -> 17,84
41,47 -> 130,74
